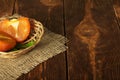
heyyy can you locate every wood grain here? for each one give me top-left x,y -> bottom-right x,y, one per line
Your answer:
64,0 -> 120,80
15,0 -> 67,80
64,0 -> 93,79
0,0 -> 15,16
93,0 -> 120,79
1,0 -> 120,80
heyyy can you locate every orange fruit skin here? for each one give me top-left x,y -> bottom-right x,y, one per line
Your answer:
17,17 -> 30,42
0,17 -> 30,42
0,32 -> 16,52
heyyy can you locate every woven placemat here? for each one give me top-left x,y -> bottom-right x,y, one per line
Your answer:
0,28 -> 68,80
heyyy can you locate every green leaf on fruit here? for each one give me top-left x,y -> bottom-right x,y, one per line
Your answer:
11,40 -> 35,51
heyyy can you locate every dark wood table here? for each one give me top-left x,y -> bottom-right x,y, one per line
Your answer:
1,0 -> 120,80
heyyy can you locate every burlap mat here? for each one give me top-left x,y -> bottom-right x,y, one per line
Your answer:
0,28 -> 67,80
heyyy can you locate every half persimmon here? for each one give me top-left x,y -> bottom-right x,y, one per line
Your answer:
0,17 -> 30,42
0,31 -> 16,52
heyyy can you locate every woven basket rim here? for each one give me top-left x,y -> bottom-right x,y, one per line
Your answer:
0,14 -> 44,58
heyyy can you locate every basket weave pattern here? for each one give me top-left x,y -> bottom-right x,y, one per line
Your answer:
0,15 -> 44,58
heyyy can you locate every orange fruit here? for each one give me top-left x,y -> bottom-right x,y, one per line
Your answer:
0,17 -> 30,42
0,31 -> 16,52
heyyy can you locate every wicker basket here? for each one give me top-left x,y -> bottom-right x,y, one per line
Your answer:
0,15 -> 44,58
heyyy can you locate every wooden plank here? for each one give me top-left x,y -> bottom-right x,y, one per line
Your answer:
0,0 -> 15,16
93,0 -> 120,80
15,0 -> 67,80
64,0 -> 92,79
64,0 -> 120,80
17,64 -> 44,80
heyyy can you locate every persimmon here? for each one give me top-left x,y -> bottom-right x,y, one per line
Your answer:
0,17 -> 30,42
0,31 -> 16,52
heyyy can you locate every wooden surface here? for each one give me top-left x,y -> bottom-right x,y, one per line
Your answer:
1,0 -> 120,80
